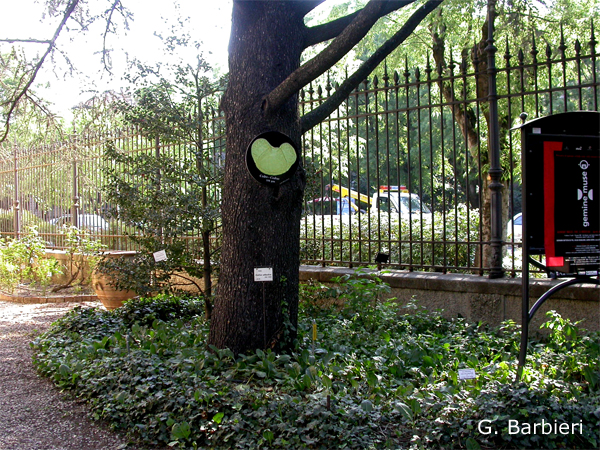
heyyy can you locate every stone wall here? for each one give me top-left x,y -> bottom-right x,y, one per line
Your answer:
300,266 -> 600,333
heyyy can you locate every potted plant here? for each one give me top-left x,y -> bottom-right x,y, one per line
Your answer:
54,225 -> 138,310
92,250 -> 138,310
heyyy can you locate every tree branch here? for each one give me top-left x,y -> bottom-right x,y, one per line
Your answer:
263,0 -> 399,115
300,0 -> 443,134
304,0 -> 417,48
0,0 -> 80,143
431,29 -> 479,151
101,0 -> 129,73
0,38 -> 53,45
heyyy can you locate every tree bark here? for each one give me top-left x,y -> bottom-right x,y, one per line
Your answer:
207,2 -> 306,355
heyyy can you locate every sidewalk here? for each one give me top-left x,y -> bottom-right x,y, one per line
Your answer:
0,301 -> 141,450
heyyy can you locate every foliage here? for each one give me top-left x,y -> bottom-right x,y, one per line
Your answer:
115,294 -> 207,328
304,0 -> 599,257
301,205 -> 480,271
32,276 -> 600,449
96,29 -> 224,311
98,141 -> 218,302
0,209 -> 57,241
329,268 -> 392,318
0,226 -> 61,293
0,48 -> 65,145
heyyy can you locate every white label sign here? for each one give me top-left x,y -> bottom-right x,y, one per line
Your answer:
153,250 -> 168,262
458,368 -> 477,380
254,267 -> 273,282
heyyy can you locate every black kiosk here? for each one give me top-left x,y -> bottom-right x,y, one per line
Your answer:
516,111 -> 599,381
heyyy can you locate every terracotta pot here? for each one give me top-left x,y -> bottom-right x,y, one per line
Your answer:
92,251 -> 138,310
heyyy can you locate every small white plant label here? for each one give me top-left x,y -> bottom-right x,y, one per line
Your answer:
153,250 -> 168,262
254,267 -> 273,282
458,368 -> 477,380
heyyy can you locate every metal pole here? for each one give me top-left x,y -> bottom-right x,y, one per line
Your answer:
486,0 -> 505,278
516,113 -> 529,382
71,158 -> 79,228
13,143 -> 20,239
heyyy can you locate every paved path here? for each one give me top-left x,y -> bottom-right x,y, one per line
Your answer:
0,301 -> 144,450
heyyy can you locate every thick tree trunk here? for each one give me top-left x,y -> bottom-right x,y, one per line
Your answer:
207,3 -> 306,355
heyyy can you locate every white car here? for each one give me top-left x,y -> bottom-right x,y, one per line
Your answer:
49,214 -> 110,232
507,213 -> 522,243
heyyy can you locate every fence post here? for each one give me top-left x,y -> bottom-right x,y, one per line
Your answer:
71,136 -> 79,228
12,143 -> 20,239
155,135 -> 164,244
486,0 -> 505,278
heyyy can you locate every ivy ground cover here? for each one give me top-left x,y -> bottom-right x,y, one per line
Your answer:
31,279 -> 600,449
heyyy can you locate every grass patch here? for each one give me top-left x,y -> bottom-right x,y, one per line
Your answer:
31,278 -> 600,449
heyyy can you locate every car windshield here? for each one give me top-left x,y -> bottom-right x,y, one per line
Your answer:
400,195 -> 431,214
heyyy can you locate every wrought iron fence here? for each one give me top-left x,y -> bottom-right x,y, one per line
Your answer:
0,27 -> 597,275
299,27 -> 598,275
0,113 -> 226,250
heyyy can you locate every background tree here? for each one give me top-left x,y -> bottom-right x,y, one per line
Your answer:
208,0 -> 443,354
0,0 -> 132,142
0,49 -> 65,146
99,25 -> 225,315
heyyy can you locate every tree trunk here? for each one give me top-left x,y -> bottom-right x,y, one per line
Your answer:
207,3 -> 306,355
432,10 -> 512,273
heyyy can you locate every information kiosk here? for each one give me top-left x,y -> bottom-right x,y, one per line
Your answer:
515,111 -> 599,380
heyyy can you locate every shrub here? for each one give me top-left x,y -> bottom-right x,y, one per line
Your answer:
300,205 -> 480,271
97,142 -> 219,318
51,225 -> 106,292
0,209 -> 58,242
0,226 -> 62,293
115,293 -> 207,327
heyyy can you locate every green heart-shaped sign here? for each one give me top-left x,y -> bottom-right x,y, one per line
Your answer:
251,138 -> 297,176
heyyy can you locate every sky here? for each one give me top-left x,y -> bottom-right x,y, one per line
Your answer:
0,0 -> 234,119
0,0 -> 349,122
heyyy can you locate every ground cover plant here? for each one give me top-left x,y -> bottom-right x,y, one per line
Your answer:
31,276 -> 599,449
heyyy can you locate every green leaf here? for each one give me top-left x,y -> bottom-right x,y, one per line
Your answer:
171,421 -> 191,440
465,437 -> 481,450
582,365 -> 599,388
361,399 -> 373,412
58,364 -> 71,378
263,429 -> 274,444
394,402 -> 413,422
212,412 -> 225,424
366,370 -> 378,387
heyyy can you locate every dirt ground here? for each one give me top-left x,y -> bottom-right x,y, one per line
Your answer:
0,300 -> 152,450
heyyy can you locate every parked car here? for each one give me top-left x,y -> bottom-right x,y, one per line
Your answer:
331,184 -> 432,220
49,214 -> 110,232
302,196 -> 356,227
507,212 -> 522,244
